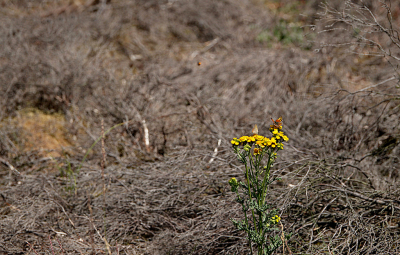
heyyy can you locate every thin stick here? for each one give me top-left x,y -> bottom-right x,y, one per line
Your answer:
26,241 -> 39,255
77,122 -> 126,173
48,235 -> 55,255
55,236 -> 65,255
116,240 -> 120,255
209,138 -> 221,163
87,191 -> 96,255
142,119 -> 150,152
93,222 -> 112,255
101,119 -> 107,240
280,222 -> 285,255
280,222 -> 292,255
101,119 -> 111,255
0,157 -> 20,174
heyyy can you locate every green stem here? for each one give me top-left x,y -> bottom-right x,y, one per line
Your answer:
249,152 -> 261,204
235,190 -> 253,255
248,152 -> 256,182
245,162 -> 258,234
261,149 -> 274,205
238,168 -> 254,255
257,149 -> 273,253
254,153 -> 264,241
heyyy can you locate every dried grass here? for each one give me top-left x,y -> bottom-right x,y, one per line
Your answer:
0,0 -> 400,254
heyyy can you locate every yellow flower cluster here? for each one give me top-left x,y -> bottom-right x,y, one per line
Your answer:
231,135 -> 277,147
271,129 -> 289,141
230,127 -> 288,155
271,215 -> 281,223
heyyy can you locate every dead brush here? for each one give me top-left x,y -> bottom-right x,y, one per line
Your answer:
26,235 -> 65,255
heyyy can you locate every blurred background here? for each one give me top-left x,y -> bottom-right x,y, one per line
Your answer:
1,0 -> 400,254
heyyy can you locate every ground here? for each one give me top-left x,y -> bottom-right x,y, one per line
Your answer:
1,0 -> 400,254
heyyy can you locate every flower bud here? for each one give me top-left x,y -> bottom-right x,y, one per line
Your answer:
229,177 -> 239,192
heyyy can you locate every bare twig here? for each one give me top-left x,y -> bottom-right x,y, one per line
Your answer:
26,242 -> 39,255
55,236 -> 65,255
87,191 -> 96,255
48,235 -> 55,255
208,138 -> 221,163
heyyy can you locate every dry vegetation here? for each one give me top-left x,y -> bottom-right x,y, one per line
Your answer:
0,0 -> 400,254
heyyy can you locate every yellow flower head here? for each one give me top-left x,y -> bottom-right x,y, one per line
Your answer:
229,177 -> 238,186
255,135 -> 264,141
231,138 -> 240,145
272,215 -> 281,223
229,177 -> 239,192
239,136 -> 248,142
253,148 -> 261,155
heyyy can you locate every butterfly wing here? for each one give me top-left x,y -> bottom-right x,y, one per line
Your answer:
252,124 -> 258,135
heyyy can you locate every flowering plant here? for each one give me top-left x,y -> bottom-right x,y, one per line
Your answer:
229,118 -> 289,255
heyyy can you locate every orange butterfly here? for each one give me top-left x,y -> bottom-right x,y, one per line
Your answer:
270,117 -> 283,129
